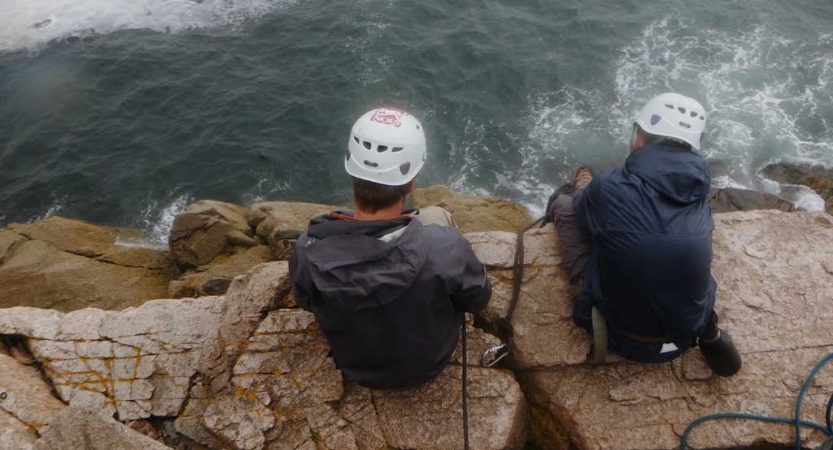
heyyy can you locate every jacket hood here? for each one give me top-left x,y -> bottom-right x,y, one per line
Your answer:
300,213 -> 427,311
625,145 -> 711,204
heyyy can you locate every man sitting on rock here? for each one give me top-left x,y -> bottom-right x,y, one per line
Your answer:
289,108 -> 492,389
548,93 -> 742,376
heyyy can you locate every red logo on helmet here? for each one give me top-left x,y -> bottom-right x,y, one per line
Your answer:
370,108 -> 404,127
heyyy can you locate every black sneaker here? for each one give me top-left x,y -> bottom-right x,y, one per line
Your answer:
699,329 -> 742,377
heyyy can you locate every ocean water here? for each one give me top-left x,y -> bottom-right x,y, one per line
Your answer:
1,0 -> 832,247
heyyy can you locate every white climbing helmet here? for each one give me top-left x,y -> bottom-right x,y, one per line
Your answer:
345,108 -> 427,186
634,93 -> 707,150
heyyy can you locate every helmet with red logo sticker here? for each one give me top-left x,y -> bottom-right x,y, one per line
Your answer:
345,108 -> 427,186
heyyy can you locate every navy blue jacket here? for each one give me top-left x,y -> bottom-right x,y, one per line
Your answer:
573,144 -> 716,362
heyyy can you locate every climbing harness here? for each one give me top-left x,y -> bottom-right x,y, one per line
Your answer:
482,216 -> 546,367
681,352 -> 833,450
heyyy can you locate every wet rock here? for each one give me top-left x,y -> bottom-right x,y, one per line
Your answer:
497,210 -> 833,450
169,200 -> 254,268
412,185 -> 533,233
762,162 -> 833,213
32,405 -> 171,450
707,187 -> 795,213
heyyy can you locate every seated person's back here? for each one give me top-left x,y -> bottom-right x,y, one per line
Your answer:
575,144 -> 716,344
290,108 -> 491,389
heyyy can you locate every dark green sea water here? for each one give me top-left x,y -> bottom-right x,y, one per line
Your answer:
1,0 -> 832,246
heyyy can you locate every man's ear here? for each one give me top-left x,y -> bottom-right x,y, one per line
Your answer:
631,129 -> 644,152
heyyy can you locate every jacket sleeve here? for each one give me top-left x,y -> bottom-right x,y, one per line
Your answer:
288,239 -> 312,312
448,236 -> 492,313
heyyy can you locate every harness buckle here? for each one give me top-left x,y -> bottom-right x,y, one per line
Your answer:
482,344 -> 509,367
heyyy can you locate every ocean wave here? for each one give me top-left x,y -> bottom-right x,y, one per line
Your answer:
116,193 -> 191,249
613,17 -> 833,178
1,0 -> 298,52
27,197 -> 65,223
515,17 -> 832,214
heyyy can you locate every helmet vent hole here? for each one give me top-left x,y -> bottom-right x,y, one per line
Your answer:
399,162 -> 411,175
363,141 -> 372,150
679,121 -> 692,129
377,145 -> 388,153
650,114 -> 662,126
353,136 -> 360,144
700,116 -> 705,121
690,111 -> 698,118
391,147 -> 404,153
346,151 -> 351,161
363,160 -> 379,168
678,107 -> 686,114
665,104 -> 674,110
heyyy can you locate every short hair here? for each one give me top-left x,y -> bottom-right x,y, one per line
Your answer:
635,125 -> 693,151
352,177 -> 412,214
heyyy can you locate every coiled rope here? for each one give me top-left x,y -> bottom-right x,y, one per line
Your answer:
682,352 -> 833,450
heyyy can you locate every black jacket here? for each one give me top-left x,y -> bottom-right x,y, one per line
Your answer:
574,145 -> 716,360
289,212 -> 491,389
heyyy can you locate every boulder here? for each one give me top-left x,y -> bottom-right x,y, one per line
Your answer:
471,210 -> 833,450
762,162 -> 833,213
169,245 -> 273,298
1,258 -> 527,450
32,405 -> 171,450
412,185 -> 533,233
247,201 -> 335,259
0,218 -> 174,311
169,200 -> 256,268
707,187 -> 795,213
0,297 -> 225,421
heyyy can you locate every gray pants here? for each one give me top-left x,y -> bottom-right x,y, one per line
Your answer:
550,195 -> 591,283
415,206 -> 456,228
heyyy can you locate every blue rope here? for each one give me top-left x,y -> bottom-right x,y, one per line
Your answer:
681,352 -> 833,450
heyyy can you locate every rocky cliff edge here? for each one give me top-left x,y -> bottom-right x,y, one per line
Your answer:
1,187 -> 832,450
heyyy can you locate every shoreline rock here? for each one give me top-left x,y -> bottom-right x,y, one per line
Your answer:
762,162 -> 833,214
0,217 -> 175,312
3,185 -> 830,450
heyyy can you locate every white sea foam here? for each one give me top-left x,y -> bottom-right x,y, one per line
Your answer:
243,177 -> 291,204
28,202 -> 63,223
117,193 -> 192,249
512,17 -> 833,213
1,0 -> 297,52
612,18 -> 833,175
711,175 -> 749,191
